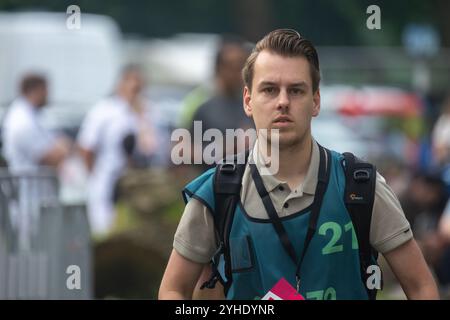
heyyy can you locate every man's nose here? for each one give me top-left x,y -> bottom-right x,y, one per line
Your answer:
276,89 -> 290,110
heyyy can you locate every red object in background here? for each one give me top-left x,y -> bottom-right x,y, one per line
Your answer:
338,89 -> 423,117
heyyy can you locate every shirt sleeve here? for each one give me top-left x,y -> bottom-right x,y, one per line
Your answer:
370,172 -> 413,254
77,104 -> 105,151
173,198 -> 218,264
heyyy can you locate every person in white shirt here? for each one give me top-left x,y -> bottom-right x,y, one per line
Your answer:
77,65 -> 163,237
2,74 -> 71,172
2,74 -> 72,249
432,96 -> 450,167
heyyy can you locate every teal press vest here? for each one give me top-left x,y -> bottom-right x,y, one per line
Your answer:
182,149 -> 372,300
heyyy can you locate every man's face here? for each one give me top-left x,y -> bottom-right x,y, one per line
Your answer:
243,50 -> 320,148
122,71 -> 144,99
34,84 -> 48,108
218,45 -> 248,96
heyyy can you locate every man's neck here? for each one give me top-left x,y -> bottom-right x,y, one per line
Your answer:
116,90 -> 130,103
266,134 -> 313,190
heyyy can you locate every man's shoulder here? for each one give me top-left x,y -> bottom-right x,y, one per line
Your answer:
184,168 -> 217,191
327,148 -> 373,168
315,145 -> 345,168
193,95 -> 225,117
192,98 -> 212,119
3,101 -> 34,131
183,167 -> 218,208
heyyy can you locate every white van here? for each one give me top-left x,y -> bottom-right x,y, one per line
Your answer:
0,11 -> 123,136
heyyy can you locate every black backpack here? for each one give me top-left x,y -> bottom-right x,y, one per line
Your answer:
201,147 -> 380,300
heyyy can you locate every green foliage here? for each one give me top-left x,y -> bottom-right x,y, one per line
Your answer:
0,0 -> 446,45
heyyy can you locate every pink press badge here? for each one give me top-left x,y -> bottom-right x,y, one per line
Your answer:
261,278 -> 305,300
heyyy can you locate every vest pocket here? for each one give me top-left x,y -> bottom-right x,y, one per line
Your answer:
229,235 -> 254,273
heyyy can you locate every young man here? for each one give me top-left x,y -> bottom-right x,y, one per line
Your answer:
3,74 -> 71,172
159,29 -> 439,300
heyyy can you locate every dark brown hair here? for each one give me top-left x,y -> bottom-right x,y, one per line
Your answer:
20,74 -> 46,95
214,35 -> 249,74
242,29 -> 321,93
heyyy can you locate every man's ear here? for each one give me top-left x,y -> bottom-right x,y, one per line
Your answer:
243,86 -> 253,117
312,88 -> 320,117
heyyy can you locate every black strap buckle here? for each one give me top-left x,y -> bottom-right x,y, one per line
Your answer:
353,169 -> 370,182
200,274 -> 220,290
200,243 -> 225,290
220,163 -> 236,174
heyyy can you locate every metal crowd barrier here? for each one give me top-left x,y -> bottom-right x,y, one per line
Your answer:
0,168 -> 92,299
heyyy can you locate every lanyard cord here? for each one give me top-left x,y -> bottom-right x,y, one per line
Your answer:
250,145 -> 330,290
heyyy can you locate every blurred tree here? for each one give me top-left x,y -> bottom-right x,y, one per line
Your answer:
434,0 -> 450,47
231,0 -> 273,42
0,0 -> 448,46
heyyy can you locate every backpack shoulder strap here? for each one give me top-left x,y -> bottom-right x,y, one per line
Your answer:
213,151 -> 248,240
200,151 -> 248,291
342,152 -> 378,299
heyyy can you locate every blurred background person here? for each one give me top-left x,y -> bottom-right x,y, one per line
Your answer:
1,73 -> 73,254
2,73 -> 72,172
401,171 -> 448,238
429,94 -> 450,295
187,36 -> 254,172
432,95 -> 450,167
439,199 -> 450,241
436,199 -> 450,292
399,170 -> 450,295
178,36 -> 251,130
77,65 -> 163,238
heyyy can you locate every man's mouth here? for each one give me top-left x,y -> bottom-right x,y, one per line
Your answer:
272,116 -> 293,124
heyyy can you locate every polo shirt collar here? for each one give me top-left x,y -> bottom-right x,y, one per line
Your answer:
250,138 -> 320,196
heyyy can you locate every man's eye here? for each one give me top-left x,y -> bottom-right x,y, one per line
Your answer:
263,87 -> 275,94
290,88 -> 303,95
